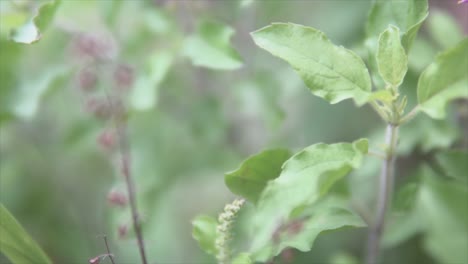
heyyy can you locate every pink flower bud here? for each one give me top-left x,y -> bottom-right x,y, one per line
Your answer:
71,32 -> 117,61
78,67 -> 97,91
89,256 -> 101,264
84,97 -> 125,120
107,190 -> 128,207
97,129 -> 116,151
114,64 -> 134,90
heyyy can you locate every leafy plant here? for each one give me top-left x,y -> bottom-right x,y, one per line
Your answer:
193,0 -> 468,263
0,0 -> 466,263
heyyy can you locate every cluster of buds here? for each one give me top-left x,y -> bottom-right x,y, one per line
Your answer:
70,31 -> 134,119
215,198 -> 245,264
69,31 -> 138,243
70,32 -> 117,62
69,31 -> 135,154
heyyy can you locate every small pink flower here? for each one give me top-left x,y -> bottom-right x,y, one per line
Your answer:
71,32 -> 117,61
107,189 -> 128,207
97,129 -> 117,151
459,0 -> 468,4
114,64 -> 135,90
89,256 -> 101,264
77,67 -> 97,91
84,97 -> 125,120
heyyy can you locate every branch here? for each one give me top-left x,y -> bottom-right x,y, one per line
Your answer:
366,124 -> 399,264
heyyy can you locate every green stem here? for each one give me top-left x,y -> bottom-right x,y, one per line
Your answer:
366,124 -> 399,264
370,101 -> 390,122
398,105 -> 420,125
368,149 -> 386,160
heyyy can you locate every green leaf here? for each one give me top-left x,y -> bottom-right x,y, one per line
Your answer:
376,25 -> 408,86
417,39 -> 468,119
33,0 -> 61,33
232,252 -> 252,264
418,167 -> 468,264
435,150 -> 468,183
398,115 -> 459,155
428,11 -> 463,50
251,23 -> 372,106
330,252 -> 359,264
252,196 -> 366,261
192,215 -> 218,256
250,139 -> 368,261
183,19 -> 243,70
407,38 -> 437,72
366,0 -> 428,51
13,66 -> 70,119
0,204 -> 52,264
225,149 -> 292,204
130,50 -> 173,111
0,39 -> 22,124
10,0 -> 61,44
0,8 -> 29,39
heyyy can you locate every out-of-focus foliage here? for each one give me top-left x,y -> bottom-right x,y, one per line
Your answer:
0,0 -> 466,264
0,204 -> 52,264
417,39 -> 468,119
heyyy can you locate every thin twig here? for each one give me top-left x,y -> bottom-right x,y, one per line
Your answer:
101,79 -> 148,264
116,125 -> 148,264
103,235 -> 116,264
366,124 -> 399,264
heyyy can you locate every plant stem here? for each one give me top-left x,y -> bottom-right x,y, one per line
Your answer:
103,235 -> 116,264
398,105 -> 420,125
370,101 -> 390,122
368,149 -> 386,160
116,125 -> 148,264
366,124 -> 399,264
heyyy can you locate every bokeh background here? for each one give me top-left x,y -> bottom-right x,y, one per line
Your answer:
1,0 -> 467,263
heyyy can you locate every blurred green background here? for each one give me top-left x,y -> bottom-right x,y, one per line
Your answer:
0,0 -> 466,263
